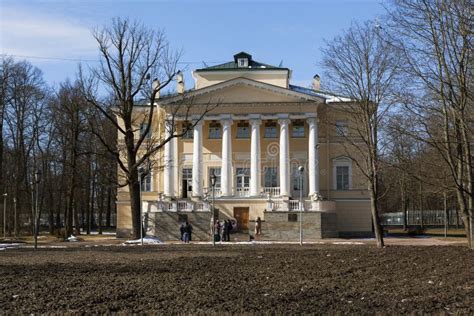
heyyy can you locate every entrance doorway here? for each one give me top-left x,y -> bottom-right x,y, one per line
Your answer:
233,207 -> 249,231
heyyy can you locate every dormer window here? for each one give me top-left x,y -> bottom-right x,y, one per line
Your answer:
234,52 -> 252,68
238,58 -> 248,68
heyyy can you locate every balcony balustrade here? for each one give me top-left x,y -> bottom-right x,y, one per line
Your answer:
263,187 -> 280,197
235,187 -> 250,197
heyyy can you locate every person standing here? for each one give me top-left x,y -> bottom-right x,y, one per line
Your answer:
188,222 -> 193,241
214,220 -> 221,242
179,223 -> 185,241
255,217 -> 262,238
222,220 -> 229,242
183,221 -> 191,244
226,220 -> 232,241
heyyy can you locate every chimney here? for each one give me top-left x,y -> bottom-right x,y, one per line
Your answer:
152,78 -> 160,99
312,74 -> 320,91
176,71 -> 185,94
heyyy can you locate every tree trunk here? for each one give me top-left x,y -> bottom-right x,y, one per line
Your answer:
419,181 -> 424,228
444,192 -> 448,238
369,181 -> 384,248
128,180 -> 141,239
98,187 -> 103,235
106,187 -> 111,228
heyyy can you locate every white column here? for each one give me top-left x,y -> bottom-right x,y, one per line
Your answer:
163,120 -> 175,197
249,118 -> 261,197
192,120 -> 203,197
278,118 -> 290,197
307,117 -> 319,197
221,118 -> 233,196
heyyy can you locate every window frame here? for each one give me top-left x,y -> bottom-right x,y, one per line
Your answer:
208,122 -> 222,139
140,123 -> 151,139
208,167 -> 222,189
292,121 -> 305,138
264,123 -> 277,138
335,120 -> 348,137
182,122 -> 193,139
141,172 -> 152,192
182,167 -> 193,194
235,167 -> 250,188
236,123 -> 250,139
333,157 -> 352,190
264,167 -> 279,188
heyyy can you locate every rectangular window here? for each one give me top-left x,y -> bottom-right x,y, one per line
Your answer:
292,167 -> 303,191
209,122 -> 221,139
335,120 -> 348,137
236,123 -> 250,138
288,213 -> 298,222
336,166 -> 350,190
236,168 -> 250,188
141,173 -> 152,192
292,121 -> 305,138
264,167 -> 278,187
264,123 -> 277,138
182,167 -> 192,190
182,168 -> 193,181
209,167 -> 221,189
140,123 -> 151,139
182,122 -> 193,139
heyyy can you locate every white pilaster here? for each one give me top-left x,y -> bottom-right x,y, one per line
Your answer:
221,118 -> 233,196
249,118 -> 262,197
192,120 -> 203,197
307,117 -> 319,197
278,118 -> 290,197
163,119 -> 175,197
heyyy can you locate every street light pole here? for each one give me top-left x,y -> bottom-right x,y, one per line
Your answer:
210,170 -> 217,247
138,167 -> 144,246
13,198 -> 17,238
2,193 -> 7,240
34,170 -> 41,250
298,166 -> 304,246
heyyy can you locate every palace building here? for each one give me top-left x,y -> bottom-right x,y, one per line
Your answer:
116,52 -> 372,240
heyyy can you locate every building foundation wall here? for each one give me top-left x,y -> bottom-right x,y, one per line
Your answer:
149,212 -> 212,241
263,211 -> 338,240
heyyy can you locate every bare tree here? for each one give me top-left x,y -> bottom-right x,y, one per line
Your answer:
80,18 -> 213,239
50,81 -> 90,236
387,0 -> 473,248
4,61 -> 48,236
0,57 -> 14,234
321,21 -> 401,248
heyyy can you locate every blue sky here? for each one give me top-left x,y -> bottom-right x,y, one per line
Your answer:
0,0 -> 385,90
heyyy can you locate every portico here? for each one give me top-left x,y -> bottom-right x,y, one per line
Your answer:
162,112 -> 321,201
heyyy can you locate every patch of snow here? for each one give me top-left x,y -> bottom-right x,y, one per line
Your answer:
332,241 -> 364,245
67,235 -> 79,242
0,243 -> 22,250
123,236 -> 163,245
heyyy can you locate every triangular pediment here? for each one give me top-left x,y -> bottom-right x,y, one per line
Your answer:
159,77 -> 324,105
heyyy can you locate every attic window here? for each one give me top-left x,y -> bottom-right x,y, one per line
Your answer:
238,58 -> 248,68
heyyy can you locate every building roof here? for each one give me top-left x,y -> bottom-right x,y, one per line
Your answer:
289,84 -> 352,103
195,51 -> 289,72
158,77 -> 325,105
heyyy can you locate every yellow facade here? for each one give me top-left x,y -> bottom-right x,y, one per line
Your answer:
116,52 -> 372,239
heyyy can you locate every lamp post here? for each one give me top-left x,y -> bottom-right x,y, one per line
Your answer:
210,170 -> 217,247
138,166 -> 145,246
33,170 -> 41,249
298,166 -> 304,246
13,197 -> 17,238
2,193 -> 7,240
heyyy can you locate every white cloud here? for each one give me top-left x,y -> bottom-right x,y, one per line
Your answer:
0,7 -> 97,60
